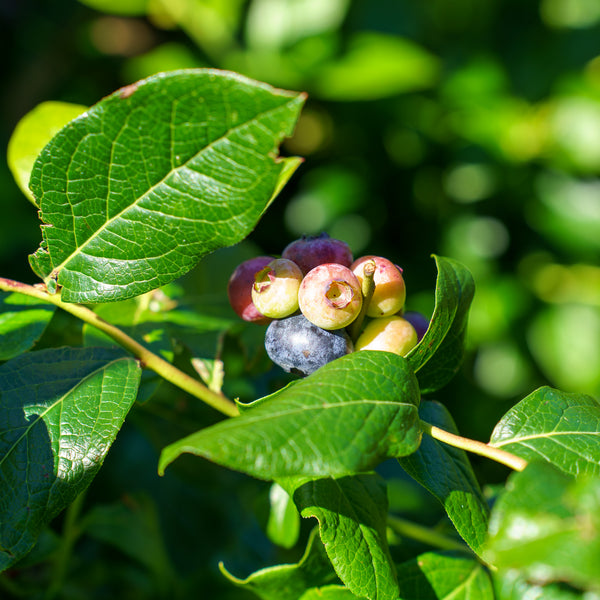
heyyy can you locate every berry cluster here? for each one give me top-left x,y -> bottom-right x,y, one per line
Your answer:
227,233 -> 428,377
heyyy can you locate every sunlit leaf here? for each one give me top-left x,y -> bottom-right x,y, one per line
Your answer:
29,69 -> 305,302
0,347 -> 141,571
299,587 -> 363,599
398,401 -> 489,555
484,462 -> 600,592
7,101 -> 87,205
288,474 -> 398,600
158,351 -> 421,480
407,255 -> 475,394
0,291 -> 56,360
493,568 -> 596,600
490,387 -> 600,477
396,551 -> 494,599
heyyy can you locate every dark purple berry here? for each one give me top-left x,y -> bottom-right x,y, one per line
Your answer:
402,311 -> 430,341
282,233 -> 353,275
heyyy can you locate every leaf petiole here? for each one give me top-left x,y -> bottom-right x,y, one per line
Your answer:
0,278 -> 239,418
420,419 -> 527,471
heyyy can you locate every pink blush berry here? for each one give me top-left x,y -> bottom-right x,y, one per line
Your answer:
298,263 -> 362,330
352,255 -> 406,318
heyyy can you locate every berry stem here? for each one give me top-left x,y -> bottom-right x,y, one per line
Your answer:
420,419 -> 528,471
348,260 -> 376,342
0,277 -> 239,418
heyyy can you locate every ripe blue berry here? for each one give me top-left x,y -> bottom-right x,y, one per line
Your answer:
265,314 -> 354,377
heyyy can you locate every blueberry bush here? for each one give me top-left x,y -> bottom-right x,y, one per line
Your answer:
1,69 -> 599,600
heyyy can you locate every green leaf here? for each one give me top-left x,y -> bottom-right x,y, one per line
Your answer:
299,586 -> 365,599
219,527 -> 337,600
312,32 -> 439,101
0,347 -> 141,571
406,255 -> 475,394
490,387 -> 600,477
484,462 -> 600,592
7,101 -> 88,205
29,69 -> 305,302
289,474 -> 398,600
158,351 -> 422,480
266,482 -> 301,550
396,551 -> 494,599
0,292 -> 56,360
493,569 -> 598,600
398,401 -> 489,555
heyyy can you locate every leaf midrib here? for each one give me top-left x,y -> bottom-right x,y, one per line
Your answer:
213,398 -> 417,428
44,97 -> 296,282
0,357 -> 128,471
492,430 -> 600,447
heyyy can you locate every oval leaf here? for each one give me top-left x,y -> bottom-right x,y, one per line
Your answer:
29,69 -> 305,303
158,351 -> 422,480
396,551 -> 494,599
484,462 -> 600,592
291,474 -> 398,600
0,291 -> 56,360
398,401 -> 489,555
0,347 -> 141,571
406,255 -> 475,394
7,101 -> 87,205
490,386 -> 600,477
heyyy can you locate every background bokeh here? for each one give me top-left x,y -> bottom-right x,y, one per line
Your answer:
1,1 -> 600,597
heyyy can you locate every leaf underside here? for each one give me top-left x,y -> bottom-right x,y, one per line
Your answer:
29,69 -> 305,303
407,255 -> 475,394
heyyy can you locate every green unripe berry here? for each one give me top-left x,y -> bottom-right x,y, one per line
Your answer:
355,316 -> 417,356
251,258 -> 303,319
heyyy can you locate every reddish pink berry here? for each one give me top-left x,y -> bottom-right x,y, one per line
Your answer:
227,256 -> 273,324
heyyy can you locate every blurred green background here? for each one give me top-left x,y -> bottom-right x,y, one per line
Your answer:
1,0 -> 600,597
